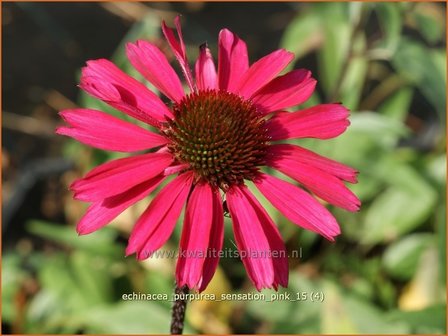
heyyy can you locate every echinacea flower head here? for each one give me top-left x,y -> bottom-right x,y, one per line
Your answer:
57,17 -> 360,292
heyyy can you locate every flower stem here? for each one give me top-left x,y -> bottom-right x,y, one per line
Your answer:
170,284 -> 188,334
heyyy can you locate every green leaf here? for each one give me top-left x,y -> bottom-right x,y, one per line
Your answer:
1,254 -> 28,323
348,112 -> 409,147
412,3 -> 445,44
362,187 -> 435,244
373,157 -> 437,193
296,112 -> 408,175
26,291 -> 62,333
382,233 -> 435,280
395,247 -> 444,329
70,250 -> 114,304
342,295 -> 410,333
83,301 -> 194,334
430,49 -> 447,84
347,171 -> 383,202
427,154 -> 446,188
321,282 -> 357,333
362,163 -> 437,244
373,3 -> 402,54
429,49 -> 448,124
246,289 -> 294,323
144,270 -> 175,308
414,13 -> 443,44
436,203 -> 446,284
316,2 -> 351,97
38,255 -> 91,308
246,273 -> 321,331
27,220 -> 122,258
280,9 -> 322,69
378,87 -> 413,122
339,34 -> 368,110
392,39 -> 446,119
26,249 -> 129,333
320,280 -> 409,333
387,304 -> 446,334
26,255 -> 92,333
348,2 -> 364,27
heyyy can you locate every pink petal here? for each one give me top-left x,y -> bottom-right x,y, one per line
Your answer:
236,49 -> 294,99
198,189 -> 224,292
267,104 -> 350,140
227,186 -> 288,290
79,59 -> 172,125
176,183 -> 214,289
251,69 -> 316,115
71,152 -> 173,201
57,109 -> 168,152
126,172 -> 194,259
268,159 -> 360,212
126,40 -> 185,102
268,144 -> 358,183
217,29 -> 249,92
254,173 -> 341,241
240,187 -> 288,288
163,163 -> 190,176
162,17 -> 195,92
77,175 -> 165,235
194,44 -> 217,91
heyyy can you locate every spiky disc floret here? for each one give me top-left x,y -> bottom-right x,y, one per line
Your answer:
163,90 -> 269,190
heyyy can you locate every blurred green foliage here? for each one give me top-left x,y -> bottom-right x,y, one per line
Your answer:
3,2 -> 446,334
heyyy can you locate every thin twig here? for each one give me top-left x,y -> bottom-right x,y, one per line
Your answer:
359,74 -> 408,111
2,111 -> 57,138
101,3 -> 178,23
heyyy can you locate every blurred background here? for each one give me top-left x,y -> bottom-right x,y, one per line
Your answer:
2,2 -> 446,334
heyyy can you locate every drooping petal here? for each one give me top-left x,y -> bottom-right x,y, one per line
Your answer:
239,187 -> 288,288
57,109 -> 168,152
194,44 -> 217,91
254,173 -> 341,241
268,158 -> 360,212
268,144 -> 358,183
126,40 -> 185,102
77,175 -> 165,235
126,172 -> 194,259
227,185 -> 288,290
79,59 -> 172,125
251,69 -> 316,115
71,152 -> 173,201
198,189 -> 224,292
267,104 -> 350,140
176,183 -> 214,289
162,17 -> 195,91
236,49 -> 294,99
218,28 -> 249,92
227,187 -> 273,290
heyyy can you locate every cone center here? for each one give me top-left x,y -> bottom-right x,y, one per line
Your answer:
164,90 -> 269,190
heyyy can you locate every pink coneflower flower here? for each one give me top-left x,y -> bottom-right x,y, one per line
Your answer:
57,17 -> 360,292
